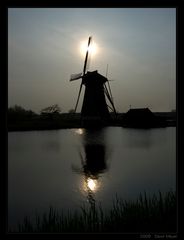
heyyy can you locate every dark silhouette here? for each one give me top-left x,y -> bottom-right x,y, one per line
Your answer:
40,104 -> 61,120
122,108 -> 166,128
8,104 -> 175,131
70,36 -> 116,127
72,130 -> 108,173
71,129 -> 108,206
8,105 -> 38,123
82,144 -> 107,176
81,71 -> 109,118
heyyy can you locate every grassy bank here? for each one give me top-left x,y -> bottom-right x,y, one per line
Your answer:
8,115 -> 176,132
11,191 -> 176,233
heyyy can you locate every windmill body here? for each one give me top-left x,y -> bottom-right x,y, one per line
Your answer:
81,71 -> 110,120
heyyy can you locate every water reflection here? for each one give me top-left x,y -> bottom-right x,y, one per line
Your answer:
124,129 -> 152,149
75,128 -> 84,135
86,178 -> 97,191
72,129 -> 109,206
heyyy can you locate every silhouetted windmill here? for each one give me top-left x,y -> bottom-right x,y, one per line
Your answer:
70,36 -> 116,124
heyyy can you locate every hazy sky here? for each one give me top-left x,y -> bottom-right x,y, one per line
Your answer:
8,8 -> 176,113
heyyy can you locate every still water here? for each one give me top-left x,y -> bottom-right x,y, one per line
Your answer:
8,127 -> 176,230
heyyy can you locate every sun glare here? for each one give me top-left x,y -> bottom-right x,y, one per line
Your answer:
87,178 -> 97,191
80,40 -> 97,57
75,128 -> 84,135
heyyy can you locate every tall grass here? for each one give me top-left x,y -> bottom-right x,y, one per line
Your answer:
13,191 -> 176,233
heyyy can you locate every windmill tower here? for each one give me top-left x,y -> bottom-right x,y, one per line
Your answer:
70,36 -> 116,125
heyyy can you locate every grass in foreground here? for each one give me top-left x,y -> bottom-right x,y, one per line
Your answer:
11,191 -> 176,233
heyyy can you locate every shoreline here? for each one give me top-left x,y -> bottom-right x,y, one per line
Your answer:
8,120 -> 176,132
8,112 -> 176,132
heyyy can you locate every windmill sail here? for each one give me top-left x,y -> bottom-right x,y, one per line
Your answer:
73,36 -> 92,113
70,73 -> 82,81
83,36 -> 92,75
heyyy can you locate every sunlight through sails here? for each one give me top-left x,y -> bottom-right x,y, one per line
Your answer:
80,40 -> 97,57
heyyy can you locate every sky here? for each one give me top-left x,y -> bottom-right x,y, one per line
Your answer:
8,8 -> 176,113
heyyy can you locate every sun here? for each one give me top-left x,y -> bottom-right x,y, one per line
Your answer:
80,40 -> 97,57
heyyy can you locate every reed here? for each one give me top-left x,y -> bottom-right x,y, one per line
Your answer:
13,191 -> 176,233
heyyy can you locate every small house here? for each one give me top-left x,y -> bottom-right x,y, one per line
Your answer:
122,108 -> 165,128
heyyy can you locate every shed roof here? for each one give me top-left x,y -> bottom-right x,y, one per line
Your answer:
125,108 -> 155,117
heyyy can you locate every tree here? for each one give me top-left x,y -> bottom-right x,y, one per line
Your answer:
40,104 -> 62,120
8,105 -> 37,122
40,104 -> 61,115
68,109 -> 75,114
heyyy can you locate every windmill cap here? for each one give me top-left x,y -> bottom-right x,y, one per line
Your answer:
83,70 -> 107,84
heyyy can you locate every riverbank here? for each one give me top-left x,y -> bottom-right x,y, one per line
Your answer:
9,191 -> 176,233
8,112 -> 176,132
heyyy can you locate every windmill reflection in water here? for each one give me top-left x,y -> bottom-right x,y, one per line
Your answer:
72,129 -> 108,208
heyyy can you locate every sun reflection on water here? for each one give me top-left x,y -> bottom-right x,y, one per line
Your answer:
83,177 -> 100,193
75,128 -> 84,135
87,178 -> 97,191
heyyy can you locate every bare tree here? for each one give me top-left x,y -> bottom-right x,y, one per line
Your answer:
41,104 -> 61,115
68,109 -> 75,114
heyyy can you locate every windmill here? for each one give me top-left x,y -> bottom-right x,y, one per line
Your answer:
70,36 -> 116,124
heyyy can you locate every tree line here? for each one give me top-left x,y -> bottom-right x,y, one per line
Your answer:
8,104 -> 75,122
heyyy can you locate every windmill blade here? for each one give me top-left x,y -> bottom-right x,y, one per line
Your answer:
105,64 -> 109,78
104,84 -> 117,115
83,36 -> 92,75
86,51 -> 92,73
71,36 -> 92,113
74,82 -> 83,113
70,73 -> 82,81
105,64 -> 114,102
104,85 -> 112,105
107,79 -> 113,102
107,104 -> 114,112
71,164 -> 82,174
